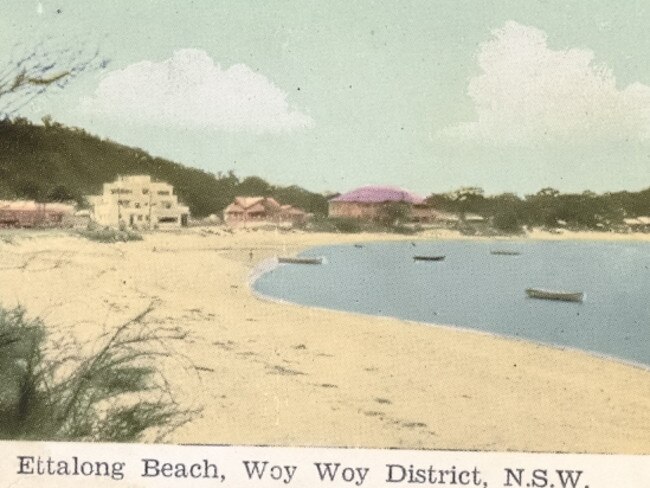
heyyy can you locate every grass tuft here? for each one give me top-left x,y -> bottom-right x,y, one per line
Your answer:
0,305 -> 194,442
77,227 -> 143,243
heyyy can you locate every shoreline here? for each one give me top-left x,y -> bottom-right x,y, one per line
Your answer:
1,227 -> 649,453
248,234 -> 650,373
250,275 -> 650,375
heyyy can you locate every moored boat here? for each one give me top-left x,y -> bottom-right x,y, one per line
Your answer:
277,256 -> 323,265
525,288 -> 584,302
490,250 -> 521,256
413,255 -> 445,262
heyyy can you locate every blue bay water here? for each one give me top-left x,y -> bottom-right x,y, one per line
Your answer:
253,240 -> 650,366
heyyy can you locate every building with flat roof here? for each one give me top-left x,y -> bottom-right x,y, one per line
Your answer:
87,175 -> 189,229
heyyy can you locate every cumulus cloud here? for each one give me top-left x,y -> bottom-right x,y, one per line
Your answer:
440,21 -> 650,144
78,49 -> 313,133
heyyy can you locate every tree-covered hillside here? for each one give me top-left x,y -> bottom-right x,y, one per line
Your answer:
0,118 -> 328,218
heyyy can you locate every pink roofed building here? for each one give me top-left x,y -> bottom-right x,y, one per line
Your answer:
328,185 -> 437,222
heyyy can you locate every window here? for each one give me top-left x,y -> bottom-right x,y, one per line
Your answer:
134,203 -> 141,208
118,200 -> 130,207
138,215 -> 143,221
158,217 -> 177,223
164,202 -> 172,209
158,190 -> 170,196
142,188 -> 149,195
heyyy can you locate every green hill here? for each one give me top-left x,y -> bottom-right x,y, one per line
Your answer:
0,118 -> 328,218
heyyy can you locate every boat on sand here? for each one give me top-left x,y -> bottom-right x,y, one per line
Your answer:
277,256 -> 323,265
525,288 -> 584,302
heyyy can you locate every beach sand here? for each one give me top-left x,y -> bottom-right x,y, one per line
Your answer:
0,227 -> 649,453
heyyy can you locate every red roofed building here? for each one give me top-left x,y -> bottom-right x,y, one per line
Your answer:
223,197 -> 309,224
328,185 -> 436,222
0,200 -> 75,228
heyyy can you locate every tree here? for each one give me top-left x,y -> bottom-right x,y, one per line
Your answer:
273,184 -> 328,215
535,187 -> 560,198
449,187 -> 486,220
376,201 -> 410,227
524,187 -> 561,227
237,176 -> 271,196
492,209 -> 524,234
16,180 -> 43,201
0,38 -> 108,118
425,192 -> 456,212
47,185 -> 76,202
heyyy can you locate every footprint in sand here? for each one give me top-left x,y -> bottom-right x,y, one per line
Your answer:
374,397 -> 392,405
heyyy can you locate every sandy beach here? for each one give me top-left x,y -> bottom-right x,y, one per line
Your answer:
0,227 -> 649,454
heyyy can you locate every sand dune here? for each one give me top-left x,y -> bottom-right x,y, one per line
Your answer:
0,228 -> 648,453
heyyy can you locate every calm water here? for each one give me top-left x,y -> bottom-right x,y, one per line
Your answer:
254,240 -> 650,366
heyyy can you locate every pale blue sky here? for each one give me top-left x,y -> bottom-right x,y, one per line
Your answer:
2,1 -> 649,195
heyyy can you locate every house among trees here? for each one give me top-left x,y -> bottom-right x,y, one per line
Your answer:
0,200 -> 75,228
328,185 -> 438,223
623,216 -> 650,232
223,196 -> 309,225
87,175 -> 189,229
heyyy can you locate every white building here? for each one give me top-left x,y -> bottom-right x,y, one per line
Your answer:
87,175 -> 189,229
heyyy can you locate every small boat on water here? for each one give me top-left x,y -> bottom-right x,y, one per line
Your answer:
525,288 -> 584,303
353,244 -> 364,248
413,255 -> 445,262
277,256 -> 323,265
490,250 -> 521,256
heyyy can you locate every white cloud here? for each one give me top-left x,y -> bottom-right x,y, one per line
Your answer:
440,21 -> 650,144
78,49 -> 313,133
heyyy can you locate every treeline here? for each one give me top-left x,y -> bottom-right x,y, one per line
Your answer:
2,118 -> 647,230
426,187 -> 650,232
0,118 -> 328,218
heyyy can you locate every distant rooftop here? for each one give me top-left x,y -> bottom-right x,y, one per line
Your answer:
0,200 -> 74,213
330,185 -> 425,204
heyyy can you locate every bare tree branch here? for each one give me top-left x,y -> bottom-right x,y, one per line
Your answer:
0,37 -> 109,118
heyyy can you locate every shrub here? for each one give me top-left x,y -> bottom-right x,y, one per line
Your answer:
0,305 -> 193,442
455,222 -> 479,236
78,226 -> 143,243
329,217 -> 363,233
305,216 -> 362,233
492,210 -> 525,234
391,224 -> 418,235
303,216 -> 334,233
376,202 -> 410,227
305,216 -> 422,235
